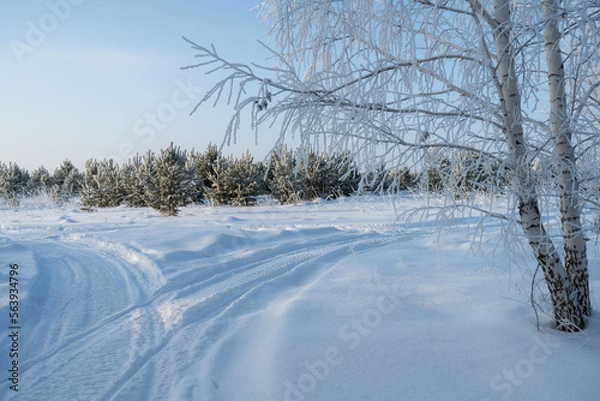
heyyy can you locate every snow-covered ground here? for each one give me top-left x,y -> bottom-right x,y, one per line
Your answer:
0,196 -> 598,401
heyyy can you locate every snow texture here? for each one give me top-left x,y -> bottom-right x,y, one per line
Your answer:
0,196 -> 598,400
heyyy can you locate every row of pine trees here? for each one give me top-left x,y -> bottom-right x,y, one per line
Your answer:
0,159 -> 82,206
0,143 -> 500,216
0,144 -> 376,216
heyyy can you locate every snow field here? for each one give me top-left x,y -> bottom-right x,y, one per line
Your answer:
0,196 -> 598,400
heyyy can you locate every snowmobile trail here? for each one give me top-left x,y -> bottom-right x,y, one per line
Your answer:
1,225 -> 398,401
1,237 -> 165,401
102,230 -> 397,400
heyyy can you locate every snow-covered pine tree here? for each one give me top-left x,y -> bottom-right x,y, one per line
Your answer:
419,150 -> 505,196
81,159 -> 100,207
362,163 -> 390,193
206,151 -> 262,206
0,162 -> 30,206
121,154 -> 148,208
97,159 -> 123,207
27,166 -> 53,196
423,153 -> 452,193
388,167 -> 418,192
296,147 -> 325,200
185,150 -> 205,204
328,151 -> 361,198
268,146 -> 361,204
254,159 -> 269,196
191,143 -> 222,190
51,159 -> 83,203
267,145 -> 303,204
450,150 -> 504,196
0,163 -> 5,199
81,159 -> 124,208
297,148 -> 360,201
145,143 -> 195,216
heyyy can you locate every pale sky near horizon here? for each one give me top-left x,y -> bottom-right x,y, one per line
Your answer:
0,1 -> 274,171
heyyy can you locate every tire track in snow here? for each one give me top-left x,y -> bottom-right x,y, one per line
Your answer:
3,227 -> 405,401
102,231 -> 398,400
1,238 -> 164,401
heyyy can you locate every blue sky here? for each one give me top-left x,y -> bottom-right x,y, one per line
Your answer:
0,0 -> 274,171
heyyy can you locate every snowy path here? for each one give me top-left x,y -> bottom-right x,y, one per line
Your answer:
8,237 -> 164,400
103,229 -> 397,401
1,207 -> 399,400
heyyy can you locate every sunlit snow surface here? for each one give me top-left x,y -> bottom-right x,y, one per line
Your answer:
0,196 -> 598,401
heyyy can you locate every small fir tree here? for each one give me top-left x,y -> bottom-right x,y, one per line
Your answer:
28,166 -> 53,196
185,151 -> 205,204
190,143 -> 222,190
206,151 -> 262,206
388,166 -> 418,192
145,143 -> 196,216
81,159 -> 124,208
267,146 -> 304,204
51,159 -> 83,202
121,155 -> 149,208
294,148 -> 357,201
0,162 -> 30,206
327,151 -> 361,198
81,159 -> 100,207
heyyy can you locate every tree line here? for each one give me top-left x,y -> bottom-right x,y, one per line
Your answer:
0,143 -> 504,216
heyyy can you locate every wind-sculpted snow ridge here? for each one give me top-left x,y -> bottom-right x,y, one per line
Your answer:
0,196 -> 598,401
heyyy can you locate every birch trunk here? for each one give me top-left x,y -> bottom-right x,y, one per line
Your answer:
542,0 -> 591,317
492,0 -> 584,330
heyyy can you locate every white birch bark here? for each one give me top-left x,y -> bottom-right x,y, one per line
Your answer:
542,0 -> 591,316
491,0 -> 584,330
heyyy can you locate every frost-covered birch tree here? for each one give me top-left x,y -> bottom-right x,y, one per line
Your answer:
184,0 -> 599,331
